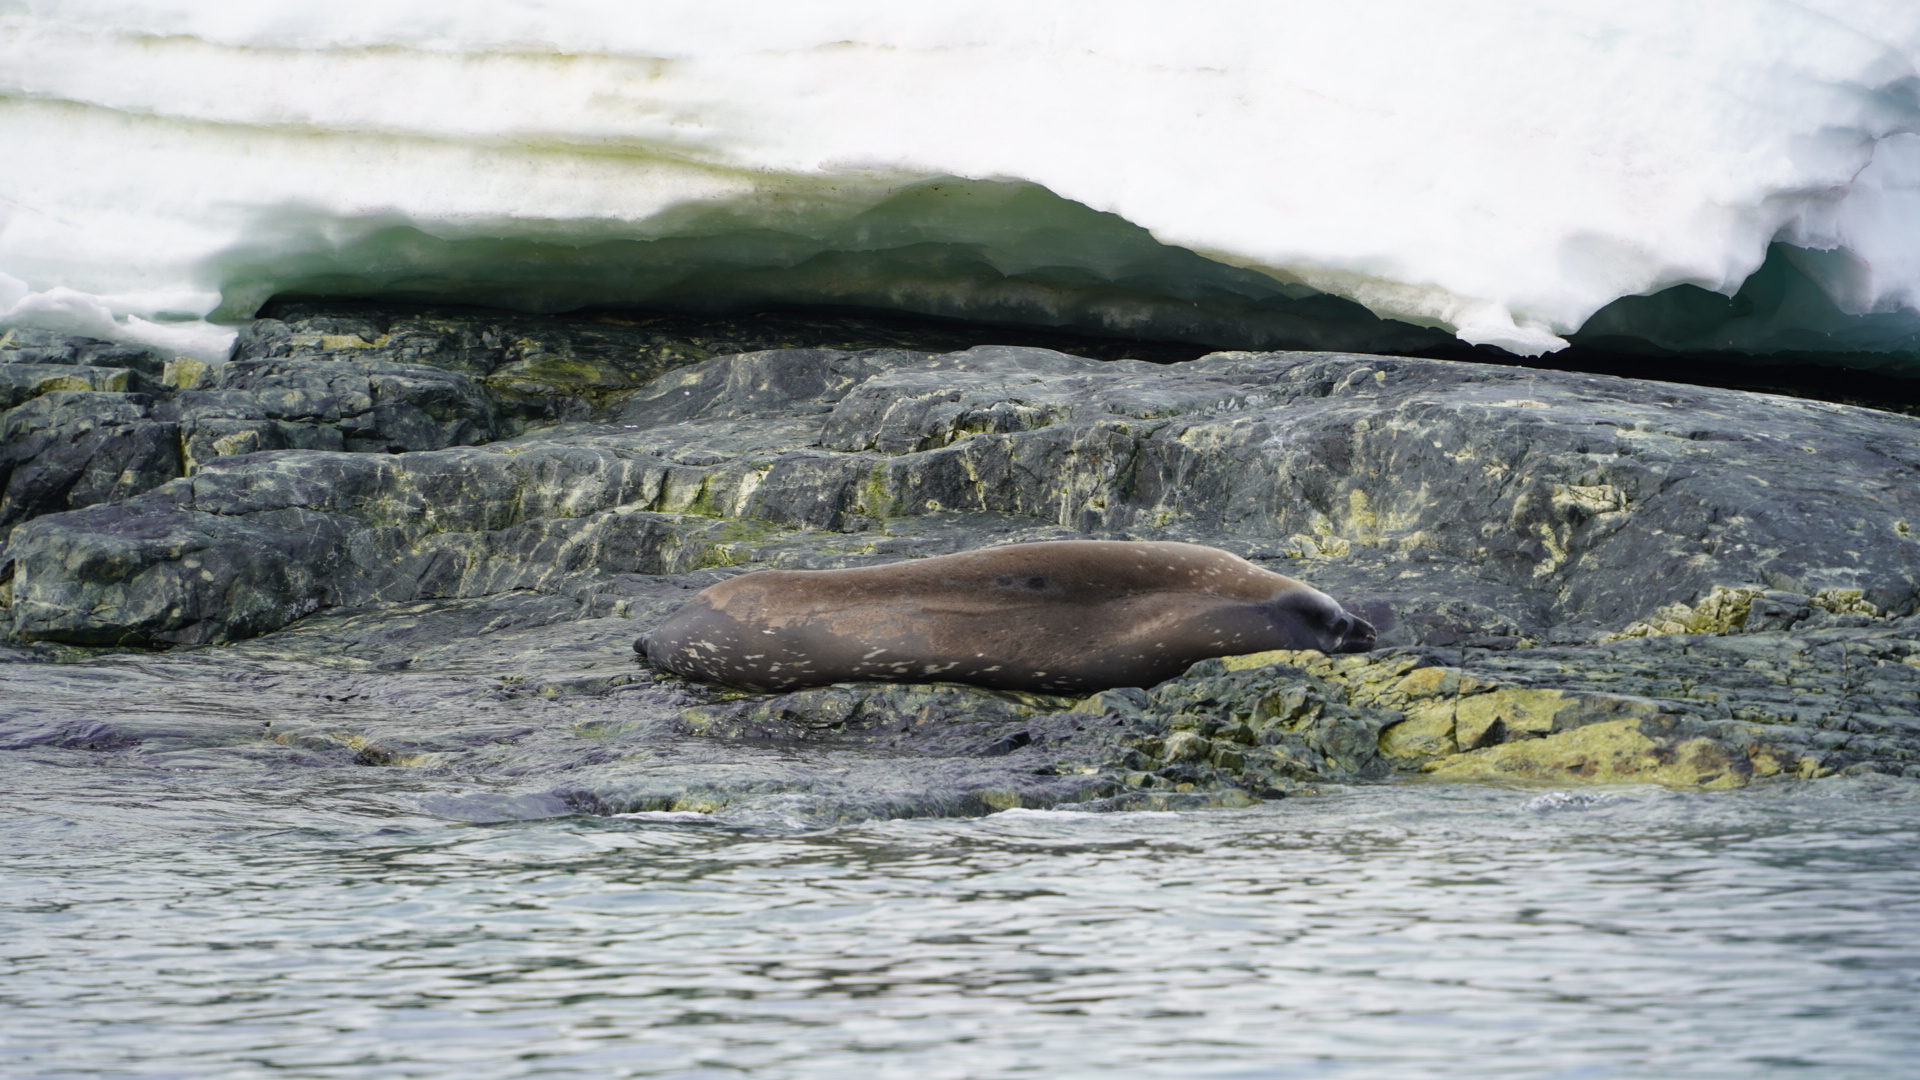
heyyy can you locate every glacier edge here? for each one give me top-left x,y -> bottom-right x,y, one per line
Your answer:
6,2 -> 1920,366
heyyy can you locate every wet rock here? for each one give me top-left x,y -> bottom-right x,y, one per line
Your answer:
4,495 -> 349,646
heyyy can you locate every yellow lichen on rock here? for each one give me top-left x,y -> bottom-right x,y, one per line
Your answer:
1383,664 -> 1466,702
319,333 -> 379,351
1372,682 -> 1567,760
1157,730 -> 1211,763
1421,718 -> 1747,790
1604,585 -> 1882,641
1378,702 -> 1457,758
1747,746 -> 1828,780
1550,483 -> 1628,516
1346,489 -> 1382,544
32,374 -> 95,395
1604,585 -> 1765,640
1453,687 -> 1565,748
1811,589 -> 1877,616
1217,649 -> 1319,673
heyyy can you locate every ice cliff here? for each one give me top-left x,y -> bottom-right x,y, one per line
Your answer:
4,1 -> 1920,365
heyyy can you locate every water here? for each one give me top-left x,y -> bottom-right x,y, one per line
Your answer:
5,764 -> 1918,1079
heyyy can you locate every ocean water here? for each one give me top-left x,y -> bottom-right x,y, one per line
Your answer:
5,765 -> 1918,1079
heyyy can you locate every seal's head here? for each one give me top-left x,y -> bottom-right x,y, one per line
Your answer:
1268,586 -> 1377,654
1330,608 -> 1378,652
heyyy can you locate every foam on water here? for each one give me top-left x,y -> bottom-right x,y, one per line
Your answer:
5,2 -> 1920,364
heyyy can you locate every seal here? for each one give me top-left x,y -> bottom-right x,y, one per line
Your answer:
636,540 -> 1375,694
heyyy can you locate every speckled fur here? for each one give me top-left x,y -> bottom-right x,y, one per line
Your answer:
638,540 -> 1376,693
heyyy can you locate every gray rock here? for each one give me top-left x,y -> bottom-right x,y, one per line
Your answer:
12,343 -> 1920,653
0,331 -> 507,537
0,363 -> 154,410
7,307 -> 1920,814
0,307 -> 1093,538
0,335 -> 174,524
0,392 -> 182,530
229,302 -> 1075,426
0,327 -> 165,379
184,357 -> 501,461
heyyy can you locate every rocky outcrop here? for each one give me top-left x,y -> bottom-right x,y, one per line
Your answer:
13,338 -> 1919,647
0,330 -> 176,529
0,303 -> 1159,538
3,306 -> 1918,815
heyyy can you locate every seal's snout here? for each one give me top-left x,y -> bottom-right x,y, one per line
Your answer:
1333,611 -> 1377,653
633,633 -> 651,658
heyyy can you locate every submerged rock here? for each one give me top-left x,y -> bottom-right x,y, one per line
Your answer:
2,305 -> 1918,817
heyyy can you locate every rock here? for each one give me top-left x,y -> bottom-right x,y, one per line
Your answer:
0,392 -> 183,531
230,300 -> 1146,425
0,327 -> 165,379
0,363 -> 153,410
0,305 -> 1152,540
0,360 -> 501,536
6,303 -> 1920,813
0,333 -> 181,528
180,355 -> 503,455
1195,631 -> 1920,787
4,494 -> 349,646
17,339 -> 1920,650
2,445 -> 770,645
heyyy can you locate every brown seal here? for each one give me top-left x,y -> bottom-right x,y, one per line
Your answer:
636,540 -> 1375,694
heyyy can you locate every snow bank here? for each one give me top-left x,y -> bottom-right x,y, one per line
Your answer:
3,1 -> 1919,363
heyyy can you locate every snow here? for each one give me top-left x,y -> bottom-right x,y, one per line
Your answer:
3,1 -> 1918,364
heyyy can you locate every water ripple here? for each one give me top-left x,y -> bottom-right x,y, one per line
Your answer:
4,776 -> 1919,1078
